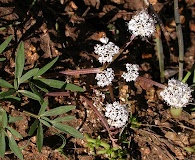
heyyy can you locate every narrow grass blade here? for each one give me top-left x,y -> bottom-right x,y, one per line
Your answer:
34,56 -> 59,77
19,68 -> 39,84
41,105 -> 75,117
15,42 -> 25,80
0,130 -> 6,158
0,35 -> 12,54
8,132 -> 23,160
36,122 -> 43,152
53,123 -> 83,139
18,90 -> 41,102
0,78 -> 14,88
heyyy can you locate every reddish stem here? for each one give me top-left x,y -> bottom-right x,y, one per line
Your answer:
60,68 -> 101,75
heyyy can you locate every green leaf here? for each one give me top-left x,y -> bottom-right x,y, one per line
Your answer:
36,122 -> 43,152
0,35 -> 12,54
19,68 -> 39,84
2,96 -> 21,102
52,116 -> 75,123
0,130 -> 5,158
8,132 -> 23,160
0,58 -> 6,61
0,89 -> 16,99
34,56 -> 59,77
184,146 -> 195,153
0,109 -> 8,128
6,126 -> 23,139
0,79 -> 14,88
14,79 -> 18,90
34,78 -> 66,89
41,105 -> 76,117
15,42 -> 25,80
41,116 -> 52,123
53,123 -> 83,139
8,116 -> 23,123
29,82 -> 44,100
28,119 -> 39,136
38,100 -> 48,116
40,119 -> 51,128
18,90 -> 41,102
65,83 -> 84,92
30,80 -> 49,93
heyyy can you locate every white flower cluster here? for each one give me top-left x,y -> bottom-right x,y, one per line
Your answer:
105,101 -> 129,128
127,9 -> 156,38
95,68 -> 114,87
94,41 -> 119,64
122,63 -> 139,82
160,79 -> 193,108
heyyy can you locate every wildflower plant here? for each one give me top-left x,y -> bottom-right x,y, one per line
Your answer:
0,41 -> 84,159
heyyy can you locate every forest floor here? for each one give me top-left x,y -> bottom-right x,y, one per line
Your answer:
0,0 -> 195,160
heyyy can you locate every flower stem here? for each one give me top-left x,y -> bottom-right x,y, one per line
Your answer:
174,0 -> 184,81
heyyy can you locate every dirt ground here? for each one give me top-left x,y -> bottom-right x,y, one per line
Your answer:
0,0 -> 195,160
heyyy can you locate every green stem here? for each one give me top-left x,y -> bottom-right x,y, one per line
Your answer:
182,63 -> 195,83
174,0 -> 184,81
22,110 -> 39,119
155,24 -> 165,83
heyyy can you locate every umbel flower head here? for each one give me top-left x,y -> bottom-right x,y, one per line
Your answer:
105,102 -> 129,128
95,68 -> 114,87
122,63 -> 139,82
94,41 -> 119,64
127,9 -> 156,38
160,79 -> 193,108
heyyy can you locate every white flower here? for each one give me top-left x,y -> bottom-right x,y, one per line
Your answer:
122,63 -> 139,82
94,42 -> 119,64
105,102 -> 129,128
127,9 -> 156,38
160,79 -> 193,108
95,68 -> 114,87
99,37 -> 109,44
